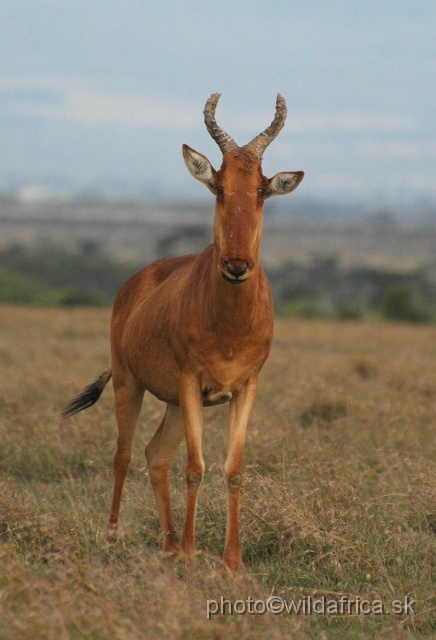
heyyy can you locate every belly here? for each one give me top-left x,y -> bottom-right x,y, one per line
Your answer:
124,340 -> 252,408
135,363 -> 237,407
117,297 -> 269,406
126,340 -> 181,404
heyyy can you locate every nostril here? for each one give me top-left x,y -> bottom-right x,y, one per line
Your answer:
225,260 -> 248,277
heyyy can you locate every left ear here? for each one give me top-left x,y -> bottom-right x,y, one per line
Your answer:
264,171 -> 304,198
182,144 -> 218,194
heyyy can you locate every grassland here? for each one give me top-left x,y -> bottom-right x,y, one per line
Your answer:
0,306 -> 434,639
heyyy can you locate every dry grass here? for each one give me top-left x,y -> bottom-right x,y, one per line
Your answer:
0,306 -> 435,639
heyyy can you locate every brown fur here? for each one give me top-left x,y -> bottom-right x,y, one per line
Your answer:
64,97 -> 303,573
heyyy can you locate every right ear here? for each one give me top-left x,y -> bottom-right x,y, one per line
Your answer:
182,144 -> 218,194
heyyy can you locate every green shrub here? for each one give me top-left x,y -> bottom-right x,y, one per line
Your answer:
277,298 -> 328,319
337,302 -> 366,320
0,271 -> 40,304
380,285 -> 432,323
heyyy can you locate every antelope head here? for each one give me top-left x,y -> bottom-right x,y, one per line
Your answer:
183,94 -> 304,284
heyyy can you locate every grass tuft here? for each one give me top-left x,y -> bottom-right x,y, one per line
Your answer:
0,308 -> 434,638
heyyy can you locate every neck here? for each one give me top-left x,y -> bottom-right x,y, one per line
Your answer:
210,245 -> 260,330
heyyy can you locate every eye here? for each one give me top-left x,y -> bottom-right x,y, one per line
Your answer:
258,188 -> 266,197
217,186 -> 224,195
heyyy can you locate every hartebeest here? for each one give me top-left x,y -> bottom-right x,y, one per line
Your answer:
63,94 -> 304,572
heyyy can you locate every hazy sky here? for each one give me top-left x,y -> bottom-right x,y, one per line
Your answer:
0,0 -> 435,203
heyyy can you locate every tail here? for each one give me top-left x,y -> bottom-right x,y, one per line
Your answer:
62,368 -> 112,418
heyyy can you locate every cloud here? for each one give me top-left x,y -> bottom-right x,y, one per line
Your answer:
0,74 -> 418,136
0,74 -> 198,128
16,89 -> 198,128
357,141 -> 435,158
0,74 -> 74,92
291,112 -> 417,134
229,111 -> 417,135
307,171 -> 436,194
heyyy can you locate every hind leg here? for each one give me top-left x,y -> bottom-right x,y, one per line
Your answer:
145,404 -> 184,556
107,368 -> 144,544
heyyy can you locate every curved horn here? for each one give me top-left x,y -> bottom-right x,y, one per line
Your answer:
245,94 -> 287,158
203,93 -> 238,156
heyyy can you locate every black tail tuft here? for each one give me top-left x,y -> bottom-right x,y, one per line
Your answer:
62,369 -> 112,418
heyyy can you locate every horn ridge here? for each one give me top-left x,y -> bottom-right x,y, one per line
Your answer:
245,93 -> 287,158
203,93 -> 238,156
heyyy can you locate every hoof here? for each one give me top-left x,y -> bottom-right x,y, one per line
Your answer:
162,543 -> 181,562
223,555 -> 246,576
107,526 -> 118,546
180,543 -> 197,568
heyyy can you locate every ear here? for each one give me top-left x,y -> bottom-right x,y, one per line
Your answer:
265,171 -> 304,198
182,144 -> 218,194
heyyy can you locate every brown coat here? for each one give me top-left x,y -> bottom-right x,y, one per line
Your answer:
63,94 -> 303,573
